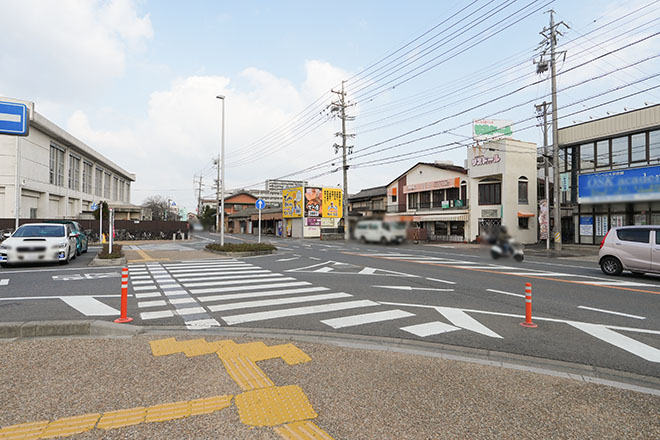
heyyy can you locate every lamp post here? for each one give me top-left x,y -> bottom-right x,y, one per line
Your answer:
216,95 -> 226,246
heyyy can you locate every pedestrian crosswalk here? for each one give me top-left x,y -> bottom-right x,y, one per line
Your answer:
128,259 -> 423,332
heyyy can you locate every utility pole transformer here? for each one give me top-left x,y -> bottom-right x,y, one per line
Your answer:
536,10 -> 568,251
330,81 -> 355,241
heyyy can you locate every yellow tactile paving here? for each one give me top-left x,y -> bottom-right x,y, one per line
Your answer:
235,385 -> 318,427
39,413 -> 100,438
149,337 -> 181,356
222,356 -> 275,391
145,400 -> 191,423
96,407 -> 146,430
276,344 -> 313,365
275,421 -> 335,440
0,420 -> 49,440
189,395 -> 233,416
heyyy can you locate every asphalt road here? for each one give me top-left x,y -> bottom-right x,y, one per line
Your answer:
1,233 -> 659,380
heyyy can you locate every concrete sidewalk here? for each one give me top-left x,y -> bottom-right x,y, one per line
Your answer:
0,323 -> 658,439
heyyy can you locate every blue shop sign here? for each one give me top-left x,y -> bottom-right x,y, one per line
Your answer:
578,165 -> 660,203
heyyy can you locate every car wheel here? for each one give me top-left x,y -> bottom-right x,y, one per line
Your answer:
76,247 -> 81,257
380,237 -> 388,245
359,236 -> 366,244
600,256 -> 622,276
0,263 -> 7,268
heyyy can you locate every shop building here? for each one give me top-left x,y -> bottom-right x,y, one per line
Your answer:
557,105 -> 660,244
467,138 -> 538,244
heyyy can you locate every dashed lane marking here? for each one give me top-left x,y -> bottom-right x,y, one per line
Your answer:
0,279 -> 8,286
577,306 -> 645,320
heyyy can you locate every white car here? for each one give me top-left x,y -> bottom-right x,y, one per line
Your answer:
0,223 -> 77,267
598,226 -> 660,276
354,220 -> 406,244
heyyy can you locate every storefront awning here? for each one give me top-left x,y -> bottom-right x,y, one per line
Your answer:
517,211 -> 535,218
413,214 -> 469,222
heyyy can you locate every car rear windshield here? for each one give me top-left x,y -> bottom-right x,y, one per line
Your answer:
13,225 -> 65,238
616,228 -> 650,244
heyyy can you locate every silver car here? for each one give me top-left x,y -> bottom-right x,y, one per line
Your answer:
598,226 -> 660,276
0,223 -> 77,267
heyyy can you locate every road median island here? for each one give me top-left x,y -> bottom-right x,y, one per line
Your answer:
205,242 -> 276,257
0,327 -> 658,439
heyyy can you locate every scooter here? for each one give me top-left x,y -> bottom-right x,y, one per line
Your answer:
491,238 -> 524,262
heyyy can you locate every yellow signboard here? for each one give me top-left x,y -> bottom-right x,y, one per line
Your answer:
282,187 -> 303,218
322,188 -> 342,218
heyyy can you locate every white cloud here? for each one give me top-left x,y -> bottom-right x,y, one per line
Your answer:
0,0 -> 153,101
65,61 -> 352,211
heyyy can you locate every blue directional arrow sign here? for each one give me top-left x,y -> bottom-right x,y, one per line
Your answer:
0,101 -> 29,136
255,199 -> 265,210
91,203 -> 98,211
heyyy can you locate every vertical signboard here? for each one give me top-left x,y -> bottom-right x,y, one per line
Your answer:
539,199 -> 548,240
579,216 -> 593,236
282,187 -> 303,218
304,187 -> 323,217
322,188 -> 343,218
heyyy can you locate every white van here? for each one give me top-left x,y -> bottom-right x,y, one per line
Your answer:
598,226 -> 660,276
354,220 -> 406,244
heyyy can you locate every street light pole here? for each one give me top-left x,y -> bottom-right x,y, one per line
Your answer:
217,95 -> 226,246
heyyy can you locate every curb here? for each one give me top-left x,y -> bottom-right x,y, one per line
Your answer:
89,256 -> 128,267
203,248 -> 274,257
1,320 -> 658,395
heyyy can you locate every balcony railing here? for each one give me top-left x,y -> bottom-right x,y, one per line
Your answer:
387,199 -> 468,213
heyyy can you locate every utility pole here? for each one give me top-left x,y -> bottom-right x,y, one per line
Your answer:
330,81 -> 355,241
535,101 -> 550,250
215,156 -> 220,233
536,10 -> 568,251
195,175 -> 203,217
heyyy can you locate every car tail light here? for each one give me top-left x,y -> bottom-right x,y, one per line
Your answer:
600,230 -> 610,249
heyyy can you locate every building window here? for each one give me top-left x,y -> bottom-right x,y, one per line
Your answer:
29,208 -> 38,219
478,181 -> 501,205
49,145 -> 65,186
104,173 -> 111,198
391,195 -> 397,203
446,187 -> 459,201
113,176 -> 119,200
460,181 -> 467,202
611,136 -> 628,168
82,162 -> 93,194
596,140 -> 609,168
650,130 -> 660,165
119,180 -> 125,201
579,143 -> 594,170
408,192 -> 418,209
631,133 -> 647,163
518,177 -> 528,205
68,154 -> 80,191
518,217 -> 529,229
419,191 -> 430,209
95,168 -> 103,197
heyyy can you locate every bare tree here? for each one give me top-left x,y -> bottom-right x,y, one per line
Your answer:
142,195 -> 170,221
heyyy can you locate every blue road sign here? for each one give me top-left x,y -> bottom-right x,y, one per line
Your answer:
91,203 -> 98,211
0,101 -> 29,136
255,199 -> 266,210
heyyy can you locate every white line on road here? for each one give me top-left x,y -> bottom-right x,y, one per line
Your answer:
208,292 -> 352,312
60,296 -> 119,316
486,289 -> 526,298
372,285 -> 454,292
0,279 -> 8,286
175,271 -> 272,282
401,321 -> 461,337
276,257 -> 300,262
135,292 -> 161,299
569,322 -> 660,363
140,310 -> 175,320
434,306 -> 503,338
321,309 -> 414,329
577,306 -> 645,320
138,300 -> 167,308
183,276 -> 290,288
197,286 -> 330,303
221,300 -> 379,325
425,277 -> 457,285
189,281 -> 310,295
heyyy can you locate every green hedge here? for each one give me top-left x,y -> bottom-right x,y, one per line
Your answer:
98,244 -> 124,259
206,243 -> 276,252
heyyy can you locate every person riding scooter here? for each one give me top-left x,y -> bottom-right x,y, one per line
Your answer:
490,226 -> 524,261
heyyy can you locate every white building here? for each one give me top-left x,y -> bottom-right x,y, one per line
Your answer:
0,97 -> 138,220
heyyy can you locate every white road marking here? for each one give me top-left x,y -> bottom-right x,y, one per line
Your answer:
132,280 -> 156,285
208,292 -> 352,312
401,321 -> 461,337
190,281 -> 310,295
138,300 -> 167,308
486,289 -> 525,298
373,285 -> 454,292
321,310 -> 415,329
357,267 -> 418,277
183,276 -> 290,288
130,275 -> 153,280
221,300 -> 379,325
135,292 -> 161,299
197,286 -> 330,303
60,296 -> 119,316
425,277 -> 457,285
577,306 -> 645,320
309,257 -> 321,260
434,307 -> 503,338
169,297 -> 197,305
276,257 -> 300,262
140,310 -> 175,320
0,279 -> 8,286
133,285 -> 158,291
166,268 -> 260,276
569,322 -> 660,363
186,318 -> 221,329
176,307 -> 207,316
175,271 -> 272,282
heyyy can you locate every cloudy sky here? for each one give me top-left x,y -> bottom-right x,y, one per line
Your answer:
1,0 -> 658,212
